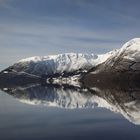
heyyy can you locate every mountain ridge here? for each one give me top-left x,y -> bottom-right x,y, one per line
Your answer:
7,52 -> 114,76
1,38 -> 140,84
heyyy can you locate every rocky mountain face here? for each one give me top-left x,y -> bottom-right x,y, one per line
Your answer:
82,38 -> 140,85
95,38 -> 140,72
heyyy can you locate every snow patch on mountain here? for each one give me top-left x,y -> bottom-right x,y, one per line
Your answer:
119,38 -> 140,61
7,52 -> 115,76
89,38 -> 140,73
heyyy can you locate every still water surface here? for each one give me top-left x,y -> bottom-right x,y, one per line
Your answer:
0,83 -> 140,140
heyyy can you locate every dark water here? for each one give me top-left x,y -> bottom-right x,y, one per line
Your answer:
0,83 -> 140,140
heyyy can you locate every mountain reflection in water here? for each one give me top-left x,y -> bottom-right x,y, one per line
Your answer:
1,83 -> 140,125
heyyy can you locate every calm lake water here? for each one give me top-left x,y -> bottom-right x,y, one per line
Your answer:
0,82 -> 140,140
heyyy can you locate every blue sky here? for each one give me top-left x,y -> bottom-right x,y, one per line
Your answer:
0,0 -> 140,68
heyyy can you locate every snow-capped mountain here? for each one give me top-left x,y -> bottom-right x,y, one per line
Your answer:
1,38 -> 140,80
2,84 -> 140,125
1,38 -> 140,86
2,52 -> 116,77
1,38 -> 140,83
82,38 -> 140,85
94,38 -> 140,72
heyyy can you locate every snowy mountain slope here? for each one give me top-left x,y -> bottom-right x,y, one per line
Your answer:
2,52 -> 116,77
3,84 -> 140,125
1,38 -> 140,83
15,38 -> 140,76
95,38 -> 140,72
82,38 -> 140,85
